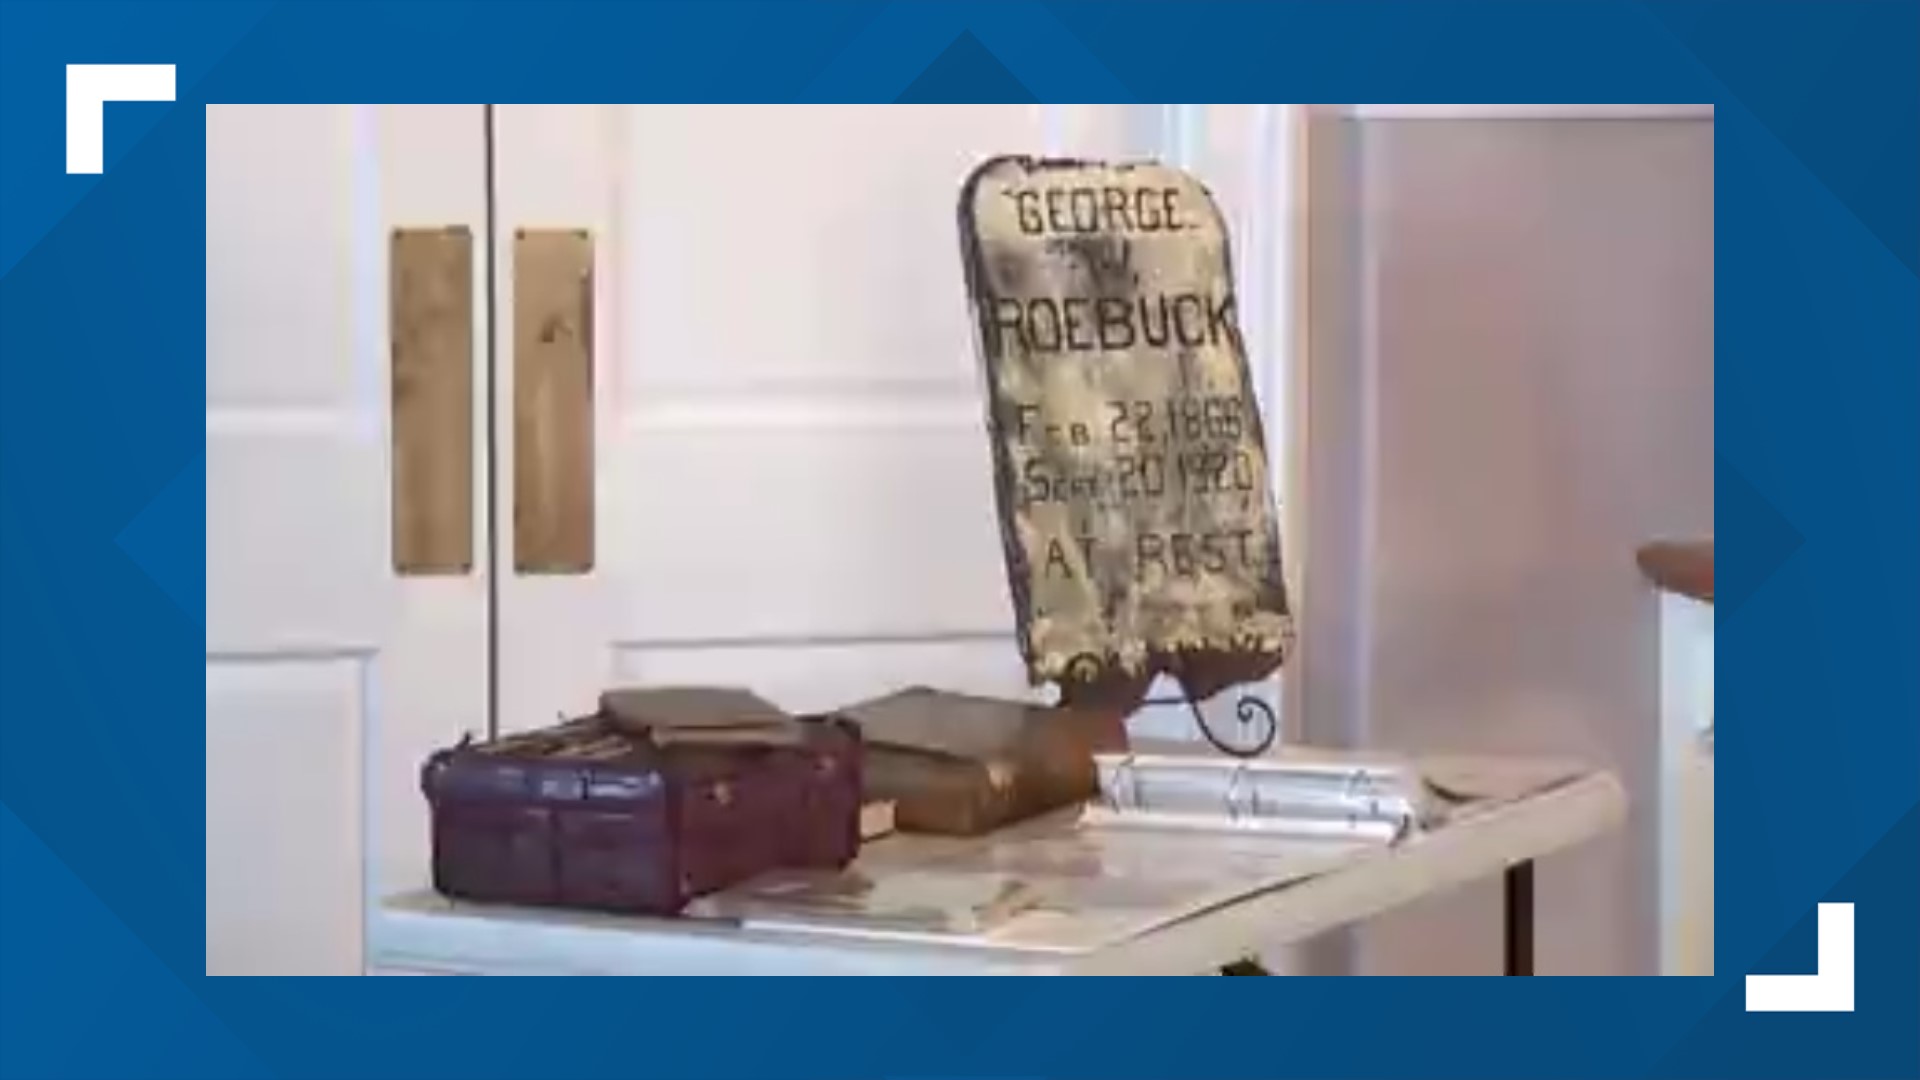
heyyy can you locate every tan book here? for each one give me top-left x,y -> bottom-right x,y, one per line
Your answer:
839,688 -> 1128,836
860,800 -> 897,842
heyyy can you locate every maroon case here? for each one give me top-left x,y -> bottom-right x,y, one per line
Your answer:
420,715 -> 862,916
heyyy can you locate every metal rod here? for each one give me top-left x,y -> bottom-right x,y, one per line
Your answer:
482,104 -> 501,741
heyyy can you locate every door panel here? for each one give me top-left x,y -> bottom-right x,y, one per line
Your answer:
493,105 -> 1298,742
616,105 -> 1039,394
205,105 -> 487,974
494,105 -> 1120,730
205,658 -> 363,975
611,634 -> 1021,718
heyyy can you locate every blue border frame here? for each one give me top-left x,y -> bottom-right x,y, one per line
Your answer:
3,2 -> 1916,1077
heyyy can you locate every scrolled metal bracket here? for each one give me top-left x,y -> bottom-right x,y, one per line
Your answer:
1063,652 -> 1277,759
1188,690 -> 1278,759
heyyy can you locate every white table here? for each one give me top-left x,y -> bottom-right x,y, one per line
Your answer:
371,760 -> 1624,976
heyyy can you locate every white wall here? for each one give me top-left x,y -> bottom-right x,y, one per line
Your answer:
1300,108 -> 1715,974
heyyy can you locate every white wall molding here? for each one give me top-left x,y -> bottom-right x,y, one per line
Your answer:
618,390 -> 983,432
612,628 -> 1013,652
206,407 -> 377,439
610,632 -> 1035,716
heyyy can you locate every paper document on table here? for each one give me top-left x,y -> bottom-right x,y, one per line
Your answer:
695,819 -> 1371,954
939,823 -> 1368,952
689,869 -> 1041,936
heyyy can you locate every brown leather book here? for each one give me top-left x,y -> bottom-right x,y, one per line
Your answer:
839,687 -> 1129,836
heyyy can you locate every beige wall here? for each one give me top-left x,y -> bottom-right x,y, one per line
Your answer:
1300,111 -> 1714,974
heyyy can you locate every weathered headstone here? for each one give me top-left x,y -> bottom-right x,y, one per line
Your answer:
958,156 -> 1294,726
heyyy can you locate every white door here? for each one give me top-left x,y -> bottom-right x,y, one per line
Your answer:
206,105 -> 488,975
488,104 -> 1300,740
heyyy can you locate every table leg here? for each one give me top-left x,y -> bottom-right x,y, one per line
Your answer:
1505,860 -> 1535,975
1222,860 -> 1536,976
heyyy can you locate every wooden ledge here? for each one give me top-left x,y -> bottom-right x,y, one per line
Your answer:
1638,541 -> 1713,604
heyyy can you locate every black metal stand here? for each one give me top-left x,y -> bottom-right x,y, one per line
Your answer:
1060,655 -> 1280,973
1062,653 -> 1279,758
1183,690 -> 1279,758
1504,861 -> 1535,976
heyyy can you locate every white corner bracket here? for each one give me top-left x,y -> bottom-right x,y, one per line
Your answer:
66,64 -> 175,174
1746,903 -> 1855,1013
